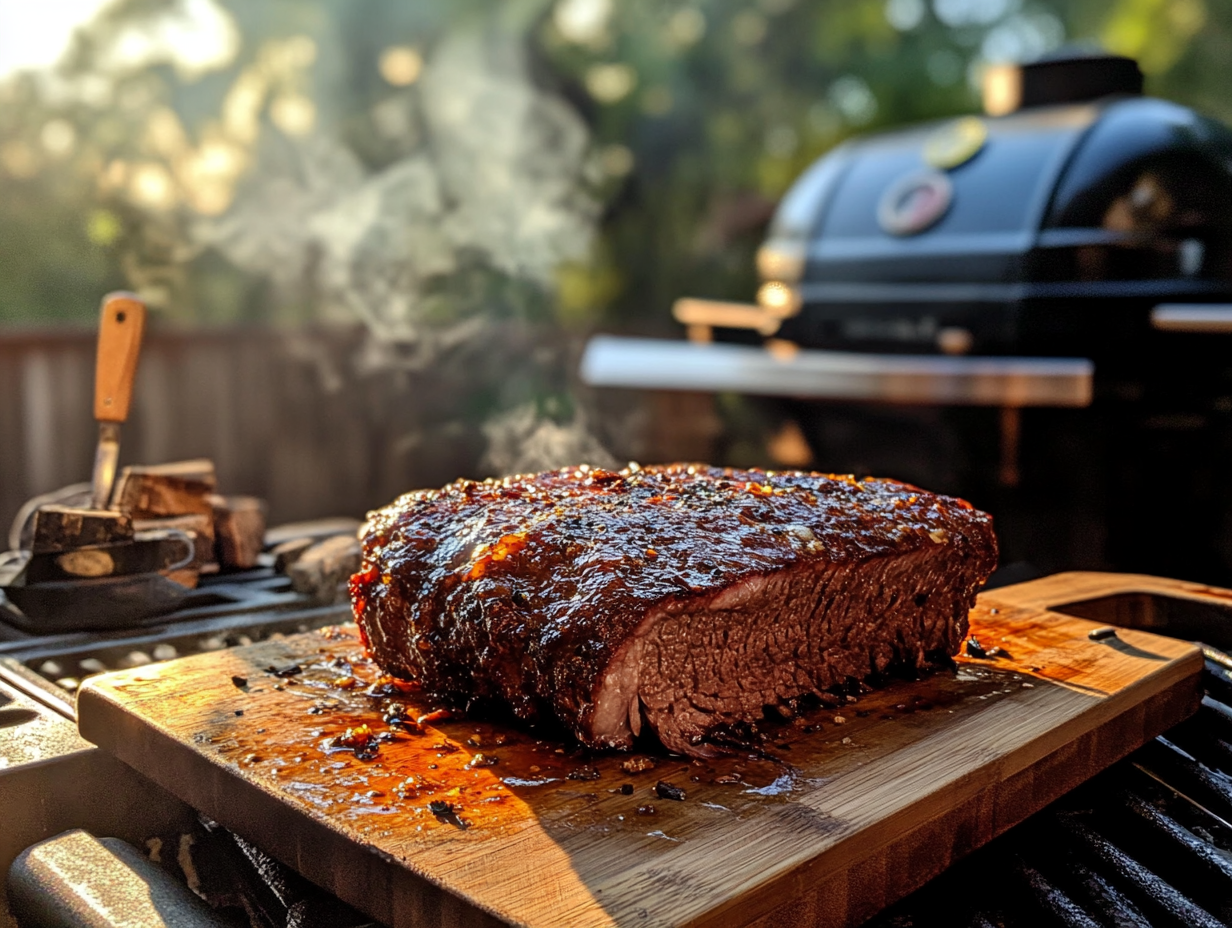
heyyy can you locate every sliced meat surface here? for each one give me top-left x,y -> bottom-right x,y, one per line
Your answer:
350,464 -> 998,757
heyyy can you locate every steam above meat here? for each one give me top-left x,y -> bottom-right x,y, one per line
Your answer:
350,464 -> 998,757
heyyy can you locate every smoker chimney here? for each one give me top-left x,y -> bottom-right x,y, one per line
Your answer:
983,49 -> 1144,117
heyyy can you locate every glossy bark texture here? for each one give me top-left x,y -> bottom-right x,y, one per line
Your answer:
351,465 -> 998,755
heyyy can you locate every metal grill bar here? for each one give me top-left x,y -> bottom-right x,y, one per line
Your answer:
865,680 -> 1232,928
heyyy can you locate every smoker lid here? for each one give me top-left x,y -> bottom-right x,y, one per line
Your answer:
764,96 -> 1232,294
775,105 -> 1101,288
819,106 -> 1096,242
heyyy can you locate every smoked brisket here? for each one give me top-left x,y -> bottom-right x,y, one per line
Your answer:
350,464 -> 998,757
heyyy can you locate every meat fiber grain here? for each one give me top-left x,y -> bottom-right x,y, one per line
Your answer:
350,464 -> 997,757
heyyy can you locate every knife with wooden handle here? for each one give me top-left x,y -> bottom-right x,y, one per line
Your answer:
90,292 -> 146,510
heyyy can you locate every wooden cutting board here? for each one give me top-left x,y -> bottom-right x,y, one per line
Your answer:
77,572 -> 1206,928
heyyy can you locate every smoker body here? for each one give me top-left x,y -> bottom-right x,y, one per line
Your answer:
774,90 -> 1232,582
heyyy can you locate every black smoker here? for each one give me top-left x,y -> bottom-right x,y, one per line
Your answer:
583,51 -> 1232,586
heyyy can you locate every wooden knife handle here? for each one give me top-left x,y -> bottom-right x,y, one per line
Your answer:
94,291 -> 146,423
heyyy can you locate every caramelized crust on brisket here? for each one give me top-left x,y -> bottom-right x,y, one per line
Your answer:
350,464 -> 997,757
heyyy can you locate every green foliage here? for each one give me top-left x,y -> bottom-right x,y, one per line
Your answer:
0,0 -> 1229,328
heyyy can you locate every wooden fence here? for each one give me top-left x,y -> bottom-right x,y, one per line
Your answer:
0,325 -> 719,538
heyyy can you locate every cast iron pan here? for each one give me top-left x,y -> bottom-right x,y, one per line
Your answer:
1,572 -> 234,632
0,529 -> 204,632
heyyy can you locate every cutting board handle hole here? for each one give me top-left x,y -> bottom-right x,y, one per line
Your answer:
1053,591 -> 1232,651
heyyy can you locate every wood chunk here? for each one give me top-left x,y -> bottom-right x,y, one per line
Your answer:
31,506 -> 134,554
270,537 -> 315,573
265,517 -> 361,549
111,460 -> 216,518
211,495 -> 267,570
118,458 -> 215,482
287,535 -> 362,605
133,514 -> 216,577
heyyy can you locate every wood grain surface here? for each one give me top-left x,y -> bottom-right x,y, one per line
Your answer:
93,292 -> 146,423
77,572 -> 1205,928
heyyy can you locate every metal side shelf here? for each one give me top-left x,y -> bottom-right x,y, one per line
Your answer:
580,334 -> 1094,407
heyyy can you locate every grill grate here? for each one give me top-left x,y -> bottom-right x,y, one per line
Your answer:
0,567 -> 350,712
866,656 -> 1232,928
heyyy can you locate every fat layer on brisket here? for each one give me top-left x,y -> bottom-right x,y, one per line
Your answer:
350,464 -> 998,757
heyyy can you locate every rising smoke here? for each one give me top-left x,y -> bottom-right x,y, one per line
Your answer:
198,24 -> 599,341
481,402 -> 619,476
195,18 -> 620,475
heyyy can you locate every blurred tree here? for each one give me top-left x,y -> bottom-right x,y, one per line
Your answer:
0,0 -> 1228,330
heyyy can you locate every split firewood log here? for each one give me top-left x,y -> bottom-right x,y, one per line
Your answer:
30,506 -> 134,555
110,459 -> 216,518
287,535 -> 362,605
211,495 -> 267,570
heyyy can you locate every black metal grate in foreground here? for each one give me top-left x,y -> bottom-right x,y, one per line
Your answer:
866,657 -> 1232,928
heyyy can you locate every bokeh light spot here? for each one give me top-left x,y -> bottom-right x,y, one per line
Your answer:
599,143 -> 634,176
86,209 -> 121,246
0,141 -> 39,178
270,94 -> 316,136
553,0 -> 612,46
885,0 -> 926,31
379,46 -> 423,86
129,162 -> 176,210
40,119 -> 76,157
828,75 -> 878,125
585,63 -> 636,104
667,9 -> 706,48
